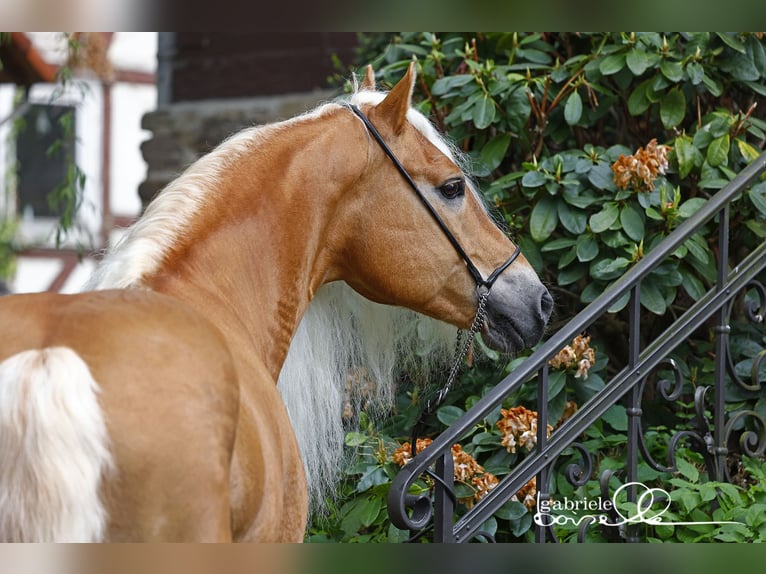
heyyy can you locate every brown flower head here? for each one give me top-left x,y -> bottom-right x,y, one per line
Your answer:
464,472 -> 500,509
611,138 -> 671,192
392,438 -> 433,467
451,444 -> 485,482
393,440 -> 499,508
512,478 -> 539,511
548,334 -> 596,379
496,406 -> 552,454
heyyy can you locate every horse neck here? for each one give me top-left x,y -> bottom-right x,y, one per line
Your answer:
141,107 -> 363,378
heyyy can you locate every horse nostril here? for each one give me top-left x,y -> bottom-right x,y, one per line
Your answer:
540,289 -> 554,321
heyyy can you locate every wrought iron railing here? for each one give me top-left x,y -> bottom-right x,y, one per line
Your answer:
388,152 -> 766,543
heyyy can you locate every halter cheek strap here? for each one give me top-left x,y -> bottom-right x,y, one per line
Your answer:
348,103 -> 525,454
347,104 -> 521,293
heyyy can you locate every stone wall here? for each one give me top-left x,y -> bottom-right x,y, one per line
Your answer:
138,90 -> 336,206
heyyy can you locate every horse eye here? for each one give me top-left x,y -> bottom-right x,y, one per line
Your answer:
439,178 -> 465,199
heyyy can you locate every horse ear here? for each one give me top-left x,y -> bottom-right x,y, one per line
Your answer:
372,61 -> 416,135
360,65 -> 375,90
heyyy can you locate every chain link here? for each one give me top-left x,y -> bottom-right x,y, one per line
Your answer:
411,288 -> 491,447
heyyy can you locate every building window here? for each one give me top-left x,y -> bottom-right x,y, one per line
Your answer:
16,103 -> 76,219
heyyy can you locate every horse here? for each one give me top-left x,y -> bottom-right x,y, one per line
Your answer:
0,63 -> 552,542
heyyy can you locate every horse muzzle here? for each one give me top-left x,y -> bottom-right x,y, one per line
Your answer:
481,274 -> 553,354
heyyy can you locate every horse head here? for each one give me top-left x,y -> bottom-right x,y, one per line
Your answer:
335,64 -> 553,354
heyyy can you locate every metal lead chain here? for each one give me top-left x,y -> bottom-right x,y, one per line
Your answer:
410,288 -> 491,449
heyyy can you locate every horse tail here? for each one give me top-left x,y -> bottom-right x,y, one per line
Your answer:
0,347 -> 113,542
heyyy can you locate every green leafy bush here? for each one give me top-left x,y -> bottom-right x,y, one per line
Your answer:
312,32 -> 766,543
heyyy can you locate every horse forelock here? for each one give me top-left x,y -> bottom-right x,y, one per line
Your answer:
348,90 -> 461,166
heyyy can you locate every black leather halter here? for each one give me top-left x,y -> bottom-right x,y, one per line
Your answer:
348,103 -> 524,455
347,104 -> 521,296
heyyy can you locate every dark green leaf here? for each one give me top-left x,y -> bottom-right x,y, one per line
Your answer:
674,134 -> 702,179
548,369 -> 568,399
679,236 -> 704,262
716,32 -> 747,54
557,201 -> 587,234
751,34 -> 766,76
522,170 -> 548,188
626,49 -> 651,75
608,291 -> 631,313
589,202 -> 620,233
627,79 -> 652,115
599,53 -> 626,75
681,270 -> 706,300
640,280 -> 667,314
574,373 -> 605,404
473,94 -> 496,129
676,458 -> 700,482
431,74 -> 474,96
707,134 -> 730,167
702,73 -> 723,96
564,90 -> 583,125
558,263 -> 587,285
602,405 -> 628,431
678,197 -> 707,219
480,133 -> 512,173
748,182 -> 766,216
563,188 -> 599,208
660,88 -> 686,129
587,162 -> 616,191
510,512 -> 533,537
580,281 -> 603,303
686,61 -> 704,84
576,234 -> 599,262
345,432 -> 368,447
530,196 -> 559,242
601,229 -> 630,248
620,204 -> 645,241
356,466 -> 388,493
721,52 -> 760,81
436,405 -> 465,426
660,60 -> 684,82
541,237 -> 577,251
494,500 -> 527,521
358,496 -> 382,527
590,257 -> 630,280
746,219 -> 766,238
558,245 -> 578,268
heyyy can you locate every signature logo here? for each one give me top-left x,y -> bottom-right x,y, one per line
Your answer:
533,482 -> 744,528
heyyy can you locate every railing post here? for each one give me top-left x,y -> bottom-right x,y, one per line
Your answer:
535,363 -> 550,543
433,450 -> 455,542
713,205 -> 731,481
625,284 -> 642,542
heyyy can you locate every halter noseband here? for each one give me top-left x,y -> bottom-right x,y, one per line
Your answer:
347,104 -> 521,294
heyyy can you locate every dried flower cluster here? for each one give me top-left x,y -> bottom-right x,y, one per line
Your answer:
392,440 -> 499,507
452,444 -> 499,508
512,478 -> 539,511
611,138 -> 671,192
496,406 -> 552,454
392,438 -> 433,467
548,334 -> 596,379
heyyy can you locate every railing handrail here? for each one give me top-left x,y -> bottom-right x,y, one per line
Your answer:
388,151 -> 766,541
